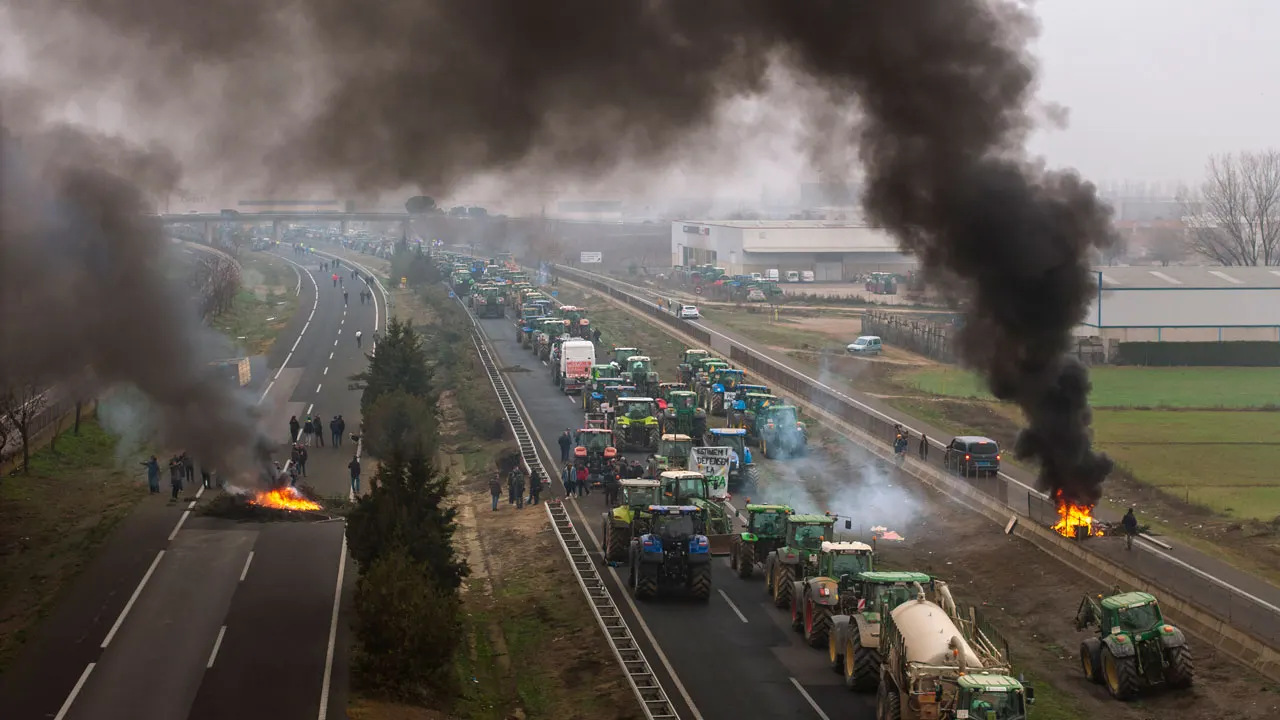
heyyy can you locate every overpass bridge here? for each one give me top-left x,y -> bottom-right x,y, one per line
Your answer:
156,211 -> 414,243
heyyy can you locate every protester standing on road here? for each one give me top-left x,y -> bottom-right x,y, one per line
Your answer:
562,462 -> 575,499
168,456 -> 183,500
919,433 -> 929,460
1122,508 -> 1139,550
558,430 -> 572,462
181,452 -> 195,485
332,273 -> 338,287
200,464 -> 212,489
302,416 -> 314,446
488,473 -> 502,510
289,415 -> 300,443
330,417 -> 341,447
142,455 -> 160,494
592,328 -> 602,344
314,411 -> 325,447
348,456 -> 362,494
343,290 -> 348,306
513,471 -> 526,509
355,330 -> 363,348
575,465 -> 589,498
337,415 -> 346,446
529,469 -> 542,506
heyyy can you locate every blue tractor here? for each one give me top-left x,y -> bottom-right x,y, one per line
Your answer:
628,505 -> 712,602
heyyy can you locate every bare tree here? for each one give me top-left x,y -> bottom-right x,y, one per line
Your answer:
0,380 -> 47,474
1146,226 -> 1189,266
1181,150 -> 1280,265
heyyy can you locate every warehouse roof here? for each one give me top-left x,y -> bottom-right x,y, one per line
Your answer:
1094,266 -> 1280,289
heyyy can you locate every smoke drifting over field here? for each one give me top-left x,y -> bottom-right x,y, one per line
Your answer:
4,0 -> 1115,500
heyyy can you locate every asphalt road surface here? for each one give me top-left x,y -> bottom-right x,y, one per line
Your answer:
592,269 -> 1280,649
469,307 -> 875,720
0,246 -> 381,720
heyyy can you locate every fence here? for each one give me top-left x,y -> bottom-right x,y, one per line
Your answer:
1,395 -> 96,472
860,310 -> 958,362
553,267 -> 712,346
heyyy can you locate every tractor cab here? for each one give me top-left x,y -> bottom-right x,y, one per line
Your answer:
854,571 -> 934,613
603,384 -> 638,409
618,478 -> 662,510
574,428 -> 618,473
816,541 -> 875,580
732,385 -> 771,410
757,404 -> 808,459
955,675 -> 1032,720
737,392 -> 779,432
654,433 -> 693,466
660,390 -> 708,439
678,349 -> 711,384
746,504 -> 791,536
558,305 -> 591,337
659,470 -> 710,503
786,515 -> 836,553
655,382 -> 685,409
591,364 -> 619,381
611,347 -> 641,369
614,397 -> 660,452
625,356 -> 659,396
585,376 -> 626,413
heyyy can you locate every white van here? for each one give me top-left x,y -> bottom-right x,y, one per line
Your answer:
765,269 -> 779,282
558,340 -> 596,394
846,336 -> 882,355
800,270 -> 815,283
785,270 -> 800,283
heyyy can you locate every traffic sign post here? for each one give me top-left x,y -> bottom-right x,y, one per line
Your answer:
580,251 -> 603,264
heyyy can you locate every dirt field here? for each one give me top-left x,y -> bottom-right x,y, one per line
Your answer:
562,276 -> 1280,718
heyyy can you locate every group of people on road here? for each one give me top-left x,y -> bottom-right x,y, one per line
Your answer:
289,414 -> 347,448
141,451 -> 214,500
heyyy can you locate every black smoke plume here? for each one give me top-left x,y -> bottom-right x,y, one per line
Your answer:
7,0 -> 1115,502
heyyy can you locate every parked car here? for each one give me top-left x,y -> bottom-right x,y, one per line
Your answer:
678,305 -> 701,319
846,336 -> 882,355
943,436 -> 1001,477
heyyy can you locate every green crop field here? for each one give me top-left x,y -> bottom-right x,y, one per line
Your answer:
1093,410 -> 1280,521
903,366 -> 1280,409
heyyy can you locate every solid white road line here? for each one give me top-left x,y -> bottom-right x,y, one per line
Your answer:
240,551 -> 254,582
718,590 -> 748,623
316,535 -> 348,720
206,626 -> 228,668
53,663 -> 96,720
101,551 -> 165,648
790,677 -> 831,720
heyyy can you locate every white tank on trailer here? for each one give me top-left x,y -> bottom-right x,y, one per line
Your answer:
891,599 -> 984,668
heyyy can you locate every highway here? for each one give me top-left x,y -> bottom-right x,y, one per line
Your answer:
0,246 -> 381,720
558,266 -> 1280,652
466,306 -> 873,720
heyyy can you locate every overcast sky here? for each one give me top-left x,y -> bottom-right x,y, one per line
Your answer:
1029,0 -> 1280,187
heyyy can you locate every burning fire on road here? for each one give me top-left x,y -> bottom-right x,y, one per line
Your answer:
249,486 -> 322,512
1051,490 -> 1103,539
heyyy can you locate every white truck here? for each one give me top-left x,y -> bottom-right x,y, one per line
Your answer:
558,339 -> 596,394
688,446 -> 733,499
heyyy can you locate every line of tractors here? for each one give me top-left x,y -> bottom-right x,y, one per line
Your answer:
440,251 -> 1197,716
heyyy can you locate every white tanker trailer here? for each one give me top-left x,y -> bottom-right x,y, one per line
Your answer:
877,586 -> 1035,720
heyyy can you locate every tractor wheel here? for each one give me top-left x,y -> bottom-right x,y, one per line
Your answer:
761,437 -> 774,460
763,555 -> 775,597
635,565 -> 658,601
605,523 -> 629,564
738,541 -> 756,578
876,680 -> 902,720
711,393 -> 724,415
689,564 -> 711,602
741,465 -> 760,494
773,562 -> 795,608
828,624 -> 844,673
1102,646 -> 1140,701
1164,645 -> 1195,688
729,540 -> 739,570
1079,638 -> 1103,684
805,602 -> 833,649
845,626 -> 880,692
790,587 -> 805,632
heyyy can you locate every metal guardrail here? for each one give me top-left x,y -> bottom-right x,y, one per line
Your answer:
454,292 -> 678,720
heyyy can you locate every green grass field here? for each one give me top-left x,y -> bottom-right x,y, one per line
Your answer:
903,366 -> 1280,409
1093,410 -> 1280,520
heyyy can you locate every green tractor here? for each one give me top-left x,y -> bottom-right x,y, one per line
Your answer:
692,359 -> 730,397
557,305 -> 591,338
534,318 -> 570,360
609,346 -> 641,371
474,284 -> 505,318
657,470 -> 734,555
601,478 -> 663,563
757,404 -> 808,459
516,307 -> 547,346
677,348 -> 711,386
1076,590 -> 1193,700
704,428 -> 758,493
701,367 -> 746,416
592,363 -> 620,381
830,571 -> 934,692
736,392 -> 779,438
623,355 -> 660,397
787,541 -> 876,649
660,390 -> 707,439
728,504 -> 792,578
627,505 -> 712,602
646,433 -> 694,477
612,397 -> 661,452
584,376 -> 625,412
451,270 -> 473,296
726,384 -> 770,427
763,514 -> 835,609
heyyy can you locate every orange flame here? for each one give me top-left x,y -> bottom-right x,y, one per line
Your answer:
250,487 -> 322,512
1051,491 -> 1103,538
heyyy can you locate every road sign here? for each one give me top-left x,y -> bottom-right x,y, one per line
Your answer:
580,252 -> 602,263
694,286 -> 703,295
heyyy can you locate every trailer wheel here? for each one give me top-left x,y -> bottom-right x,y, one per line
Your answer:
845,625 -> 880,692
737,541 -> 755,579
1164,645 -> 1195,688
1079,638 -> 1102,684
876,679 -> 901,720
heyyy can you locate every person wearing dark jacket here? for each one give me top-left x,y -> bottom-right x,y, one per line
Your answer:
348,457 -> 362,494
562,462 -> 575,499
558,430 -> 573,462
513,472 -> 526,509
507,469 -> 518,505
488,473 -> 502,511
1122,508 -> 1139,550
168,456 -> 183,500
181,452 -> 195,484
302,417 -> 314,446
919,433 -> 929,460
141,456 -> 160,494
330,417 -> 341,447
314,411 -> 324,447
529,469 -> 543,505
289,415 -> 300,443
337,416 -> 347,447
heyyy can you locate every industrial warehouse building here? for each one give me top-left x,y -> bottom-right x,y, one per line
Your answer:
671,220 -> 916,280
1078,266 -> 1280,343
